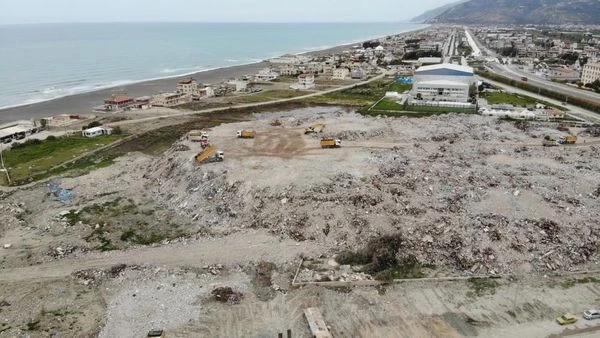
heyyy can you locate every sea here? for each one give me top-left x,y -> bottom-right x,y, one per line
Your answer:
0,22 -> 425,109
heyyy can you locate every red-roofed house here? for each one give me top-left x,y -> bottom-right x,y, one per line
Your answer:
104,95 -> 135,111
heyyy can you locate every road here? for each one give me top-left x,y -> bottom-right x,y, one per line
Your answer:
114,71 -> 388,127
478,76 -> 600,123
0,230 -> 322,283
465,28 -> 600,105
486,63 -> 600,104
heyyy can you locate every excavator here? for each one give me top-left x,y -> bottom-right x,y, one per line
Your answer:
304,123 -> 326,134
194,144 -> 224,163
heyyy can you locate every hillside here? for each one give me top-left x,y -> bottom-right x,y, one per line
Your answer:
410,0 -> 468,23
414,0 -> 600,25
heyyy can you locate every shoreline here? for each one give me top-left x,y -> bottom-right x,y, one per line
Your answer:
0,25 -> 428,123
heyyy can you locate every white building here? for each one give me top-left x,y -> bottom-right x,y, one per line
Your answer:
581,62 -> 600,85
412,64 -> 475,103
82,126 -> 113,138
290,73 -> 315,90
547,67 -> 580,81
152,92 -> 188,107
332,67 -> 350,80
254,68 -> 279,82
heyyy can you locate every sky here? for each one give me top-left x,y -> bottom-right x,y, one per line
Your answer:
0,0 -> 455,24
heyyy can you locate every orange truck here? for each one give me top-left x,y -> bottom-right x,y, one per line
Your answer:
320,138 -> 341,148
236,130 -> 256,138
558,136 -> 577,144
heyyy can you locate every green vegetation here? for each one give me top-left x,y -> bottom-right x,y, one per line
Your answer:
64,197 -> 174,251
479,91 -> 562,109
467,277 -> 500,297
478,70 -> 600,113
2,134 -> 123,185
372,99 -> 405,111
228,89 -> 307,104
560,277 -> 600,289
300,79 -> 396,106
335,233 -> 430,281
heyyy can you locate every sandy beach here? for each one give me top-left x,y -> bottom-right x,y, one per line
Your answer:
0,29 -> 423,124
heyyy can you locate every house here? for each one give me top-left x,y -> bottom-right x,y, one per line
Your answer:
103,95 -> 135,111
192,85 -> 215,100
177,78 -> 196,95
290,73 -> 315,90
44,114 -> 82,127
322,60 -> 335,77
134,96 -> 152,109
332,67 -> 350,80
226,79 -> 248,92
350,69 -> 366,80
82,126 -> 113,138
254,68 -> 279,82
151,92 -> 188,107
278,64 -> 300,76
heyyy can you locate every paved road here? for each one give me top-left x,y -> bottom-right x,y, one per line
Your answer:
478,76 -> 600,123
487,63 -> 600,105
465,29 -> 600,105
114,71 -> 388,127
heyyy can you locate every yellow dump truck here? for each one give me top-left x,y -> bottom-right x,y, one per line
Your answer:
236,130 -> 256,138
194,145 -> 224,163
187,130 -> 208,142
305,123 -> 326,134
320,138 -> 341,148
558,135 -> 577,144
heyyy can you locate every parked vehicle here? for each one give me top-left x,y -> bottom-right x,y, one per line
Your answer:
583,309 -> 600,320
320,138 -> 341,149
556,313 -> 577,325
521,76 -> 528,82
558,136 -> 577,144
236,130 -> 256,138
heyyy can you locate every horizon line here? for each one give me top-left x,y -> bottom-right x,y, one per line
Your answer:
0,20 -> 419,26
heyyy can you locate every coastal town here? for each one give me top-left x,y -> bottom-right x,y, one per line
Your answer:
1,19 -> 600,338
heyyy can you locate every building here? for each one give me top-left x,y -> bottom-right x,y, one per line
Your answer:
581,62 -> 600,85
332,67 -> 350,80
177,78 -> 196,95
44,114 -> 83,127
411,64 -> 475,103
290,73 -> 315,90
322,61 -> 335,77
151,92 -> 187,107
82,126 -> 113,138
103,95 -> 135,111
133,96 -> 152,109
254,68 -> 279,82
278,64 -> 300,76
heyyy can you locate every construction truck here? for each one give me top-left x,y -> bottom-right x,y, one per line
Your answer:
187,130 -> 208,142
147,330 -> 165,338
194,145 -> 224,163
543,138 -> 558,147
320,138 -> 341,148
558,135 -> 577,144
305,123 -> 326,134
236,130 -> 256,138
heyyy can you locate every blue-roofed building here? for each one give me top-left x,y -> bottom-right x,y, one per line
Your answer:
412,64 -> 476,103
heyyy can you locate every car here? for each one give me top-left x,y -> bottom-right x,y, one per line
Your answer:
556,313 -> 577,325
583,309 -> 600,320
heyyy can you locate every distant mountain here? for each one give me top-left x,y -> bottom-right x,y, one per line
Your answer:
413,0 -> 600,25
410,0 -> 469,23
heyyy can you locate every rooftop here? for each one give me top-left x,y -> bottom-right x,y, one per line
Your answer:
415,63 -> 474,75
105,95 -> 134,104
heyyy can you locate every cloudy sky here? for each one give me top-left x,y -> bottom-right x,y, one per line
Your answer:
0,0 -> 455,24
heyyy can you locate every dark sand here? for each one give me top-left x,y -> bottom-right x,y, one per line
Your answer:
0,62 -> 270,123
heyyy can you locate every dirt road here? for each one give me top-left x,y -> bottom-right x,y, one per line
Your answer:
0,230 -> 320,283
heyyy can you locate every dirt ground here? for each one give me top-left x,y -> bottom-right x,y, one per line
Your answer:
1,107 -> 600,337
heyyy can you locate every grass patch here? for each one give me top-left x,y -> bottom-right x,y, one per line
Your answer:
480,92 -> 540,107
372,99 -> 405,111
300,79 -> 397,106
228,89 -> 307,104
560,277 -> 600,289
3,134 -> 123,185
468,277 -> 500,297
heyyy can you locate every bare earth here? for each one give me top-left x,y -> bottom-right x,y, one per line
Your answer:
1,107 -> 600,337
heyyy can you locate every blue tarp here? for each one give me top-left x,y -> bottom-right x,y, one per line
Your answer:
47,180 -> 73,204
396,77 -> 413,84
